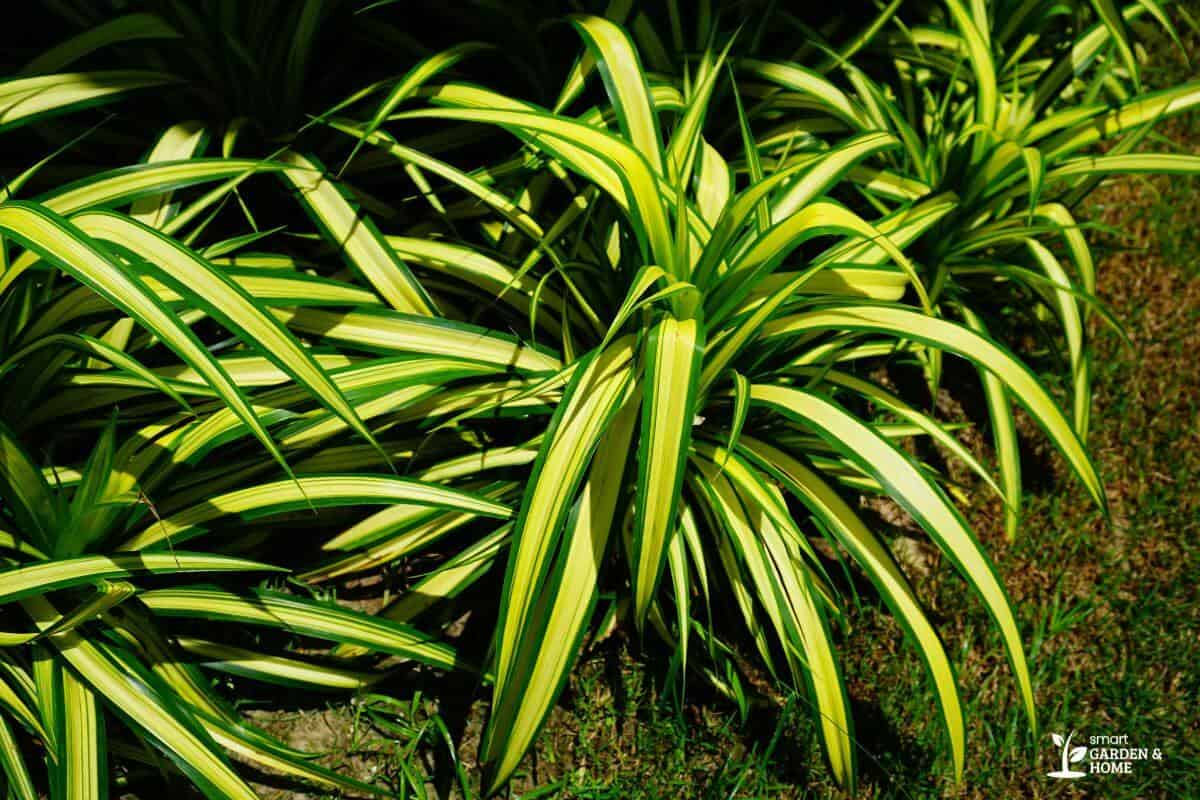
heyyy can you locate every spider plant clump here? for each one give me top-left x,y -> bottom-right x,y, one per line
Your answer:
0,1 -> 1194,797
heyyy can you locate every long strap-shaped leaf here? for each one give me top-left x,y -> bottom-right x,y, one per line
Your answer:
762,303 -> 1104,511
0,715 -> 36,800
689,455 -> 854,786
569,15 -> 665,174
22,596 -> 259,800
72,210 -> 384,456
395,103 -> 677,276
272,306 -> 560,372
130,122 -> 208,227
493,339 -> 636,701
122,474 -> 511,550
280,151 -> 436,315
738,435 -> 966,780
0,71 -> 176,133
482,392 -> 638,793
139,587 -> 462,671
0,553 -> 281,605
631,317 -> 703,627
749,385 -> 1037,730
0,203 -> 294,478
60,668 -> 106,800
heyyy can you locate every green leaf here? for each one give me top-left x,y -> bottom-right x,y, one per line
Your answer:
0,553 -> 282,605
632,317 -> 703,627
748,385 -> 1036,731
139,587 -> 463,672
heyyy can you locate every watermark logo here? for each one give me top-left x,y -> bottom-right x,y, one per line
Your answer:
1046,730 -> 1164,779
1047,731 -> 1087,779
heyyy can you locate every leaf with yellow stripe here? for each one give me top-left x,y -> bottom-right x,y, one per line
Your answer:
121,474 -> 510,550
631,317 -> 702,626
0,553 -> 281,605
23,595 -> 259,800
0,71 -> 176,133
748,385 -> 1036,731
72,210 -> 385,465
0,202 -> 293,480
762,303 -> 1104,512
738,435 -> 966,779
60,668 -> 106,800
139,587 -> 464,672
482,390 -> 638,793
280,151 -> 436,315
492,339 -> 636,703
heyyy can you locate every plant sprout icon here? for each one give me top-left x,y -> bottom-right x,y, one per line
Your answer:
1047,731 -> 1088,779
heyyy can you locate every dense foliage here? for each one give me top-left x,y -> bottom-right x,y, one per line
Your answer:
0,1 -> 1196,797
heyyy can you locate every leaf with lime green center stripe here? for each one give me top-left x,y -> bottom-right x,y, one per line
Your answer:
0,659 -> 46,744
711,200 -> 930,325
701,262 -> 833,393
741,266 -> 908,306
689,454 -> 854,786
271,306 -> 560,372
333,525 -> 512,661
761,303 -> 1104,512
1021,239 -> 1088,435
387,235 -> 566,326
164,357 -> 503,468
1041,153 -> 1200,185
60,668 -> 106,800
15,266 -> 372,339
686,471 -> 776,675
71,210 -> 384,463
767,131 -> 900,222
175,637 -> 379,691
482,392 -> 637,792
121,474 -> 511,550
815,193 -> 957,268
787,365 -> 1007,502
1039,81 -> 1200,159
393,104 -> 676,276
0,715 -> 36,800
666,41 -> 734,183
138,587 -> 463,672
1026,2 -> 1151,113
1088,0 -> 1139,90
280,151 -> 436,315
129,121 -> 208,227
0,202 -> 293,480
22,596 -> 259,800
323,117 -> 547,242
957,305 -> 1023,541
944,0 -> 997,130
569,15 -> 664,174
0,71 -> 177,133
748,385 -> 1036,731
0,553 -> 282,605
35,160 -> 278,218
631,316 -> 702,628
493,338 -> 636,701
343,41 -> 491,172
737,434 -> 966,780
691,158 -> 841,288
738,59 -> 869,130
379,526 -> 510,625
